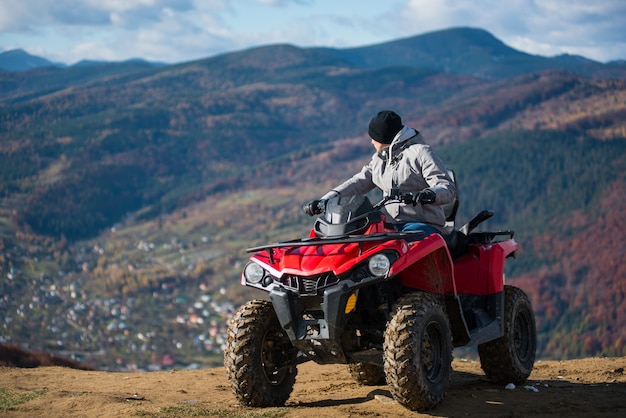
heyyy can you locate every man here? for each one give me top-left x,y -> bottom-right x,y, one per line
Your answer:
306,110 -> 456,237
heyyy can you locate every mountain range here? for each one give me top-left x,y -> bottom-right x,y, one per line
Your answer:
0,48 -> 163,72
3,27 -> 626,78
1,27 -> 624,370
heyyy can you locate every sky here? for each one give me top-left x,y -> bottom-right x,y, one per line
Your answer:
0,0 -> 625,65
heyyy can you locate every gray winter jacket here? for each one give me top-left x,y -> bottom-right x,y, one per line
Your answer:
327,126 -> 456,228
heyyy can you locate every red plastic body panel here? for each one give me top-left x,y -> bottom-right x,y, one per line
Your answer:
453,239 -> 518,295
391,234 -> 457,296
250,223 -> 408,280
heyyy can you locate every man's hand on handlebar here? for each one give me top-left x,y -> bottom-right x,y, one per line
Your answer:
415,188 -> 436,204
303,199 -> 327,216
387,188 -> 436,206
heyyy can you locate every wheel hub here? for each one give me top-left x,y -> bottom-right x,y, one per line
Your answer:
421,321 -> 443,381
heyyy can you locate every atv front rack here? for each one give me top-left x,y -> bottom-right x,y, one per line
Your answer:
247,231 -> 427,263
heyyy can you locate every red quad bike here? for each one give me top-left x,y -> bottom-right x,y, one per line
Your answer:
224,178 -> 536,411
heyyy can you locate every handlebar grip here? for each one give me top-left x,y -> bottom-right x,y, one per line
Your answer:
401,193 -> 416,204
382,191 -> 417,205
303,199 -> 327,216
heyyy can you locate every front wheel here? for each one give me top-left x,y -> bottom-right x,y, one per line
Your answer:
383,292 -> 453,411
478,285 -> 536,384
224,299 -> 298,407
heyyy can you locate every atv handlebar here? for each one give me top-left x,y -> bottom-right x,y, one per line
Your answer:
304,190 -> 433,216
303,199 -> 328,216
373,189 -> 424,209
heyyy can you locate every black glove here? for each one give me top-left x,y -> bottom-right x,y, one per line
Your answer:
303,199 -> 325,216
415,188 -> 436,204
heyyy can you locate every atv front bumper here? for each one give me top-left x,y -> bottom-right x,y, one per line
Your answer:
268,274 -> 383,364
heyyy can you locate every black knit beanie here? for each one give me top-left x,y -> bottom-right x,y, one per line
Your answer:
368,110 -> 403,144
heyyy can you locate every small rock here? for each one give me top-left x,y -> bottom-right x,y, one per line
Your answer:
505,383 -> 516,390
374,394 -> 396,404
524,385 -> 539,393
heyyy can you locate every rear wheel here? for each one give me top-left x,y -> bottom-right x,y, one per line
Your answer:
224,299 -> 298,407
383,293 -> 452,411
348,362 -> 386,385
478,285 -> 536,384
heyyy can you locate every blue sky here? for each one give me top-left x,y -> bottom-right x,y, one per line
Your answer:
1,0 -> 625,65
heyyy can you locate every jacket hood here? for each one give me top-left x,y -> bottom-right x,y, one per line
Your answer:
377,126 -> 422,161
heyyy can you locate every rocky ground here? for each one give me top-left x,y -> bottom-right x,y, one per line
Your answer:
1,356 -> 625,417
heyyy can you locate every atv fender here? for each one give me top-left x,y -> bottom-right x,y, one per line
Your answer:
390,233 -> 456,295
390,233 -> 471,346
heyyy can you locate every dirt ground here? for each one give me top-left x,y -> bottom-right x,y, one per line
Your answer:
1,356 -> 625,417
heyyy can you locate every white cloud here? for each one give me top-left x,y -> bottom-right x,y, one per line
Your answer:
0,0 -> 231,63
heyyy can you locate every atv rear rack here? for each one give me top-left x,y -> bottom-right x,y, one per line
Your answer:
467,230 -> 514,244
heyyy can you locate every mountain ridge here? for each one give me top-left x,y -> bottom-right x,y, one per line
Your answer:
316,27 -> 626,79
0,49 -> 61,71
0,48 -> 164,72
3,27 -> 626,79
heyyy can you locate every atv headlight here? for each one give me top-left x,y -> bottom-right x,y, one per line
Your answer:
244,262 -> 265,284
368,253 -> 391,277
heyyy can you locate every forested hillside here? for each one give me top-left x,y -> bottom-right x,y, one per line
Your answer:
440,132 -> 626,358
1,28 -> 624,370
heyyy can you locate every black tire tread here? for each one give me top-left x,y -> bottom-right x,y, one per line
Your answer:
347,362 -> 386,386
478,285 -> 536,385
224,299 -> 297,407
384,292 -> 452,411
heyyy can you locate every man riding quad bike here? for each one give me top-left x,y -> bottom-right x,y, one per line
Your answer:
224,186 -> 537,411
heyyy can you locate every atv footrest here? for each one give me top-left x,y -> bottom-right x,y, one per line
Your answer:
467,319 -> 503,347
